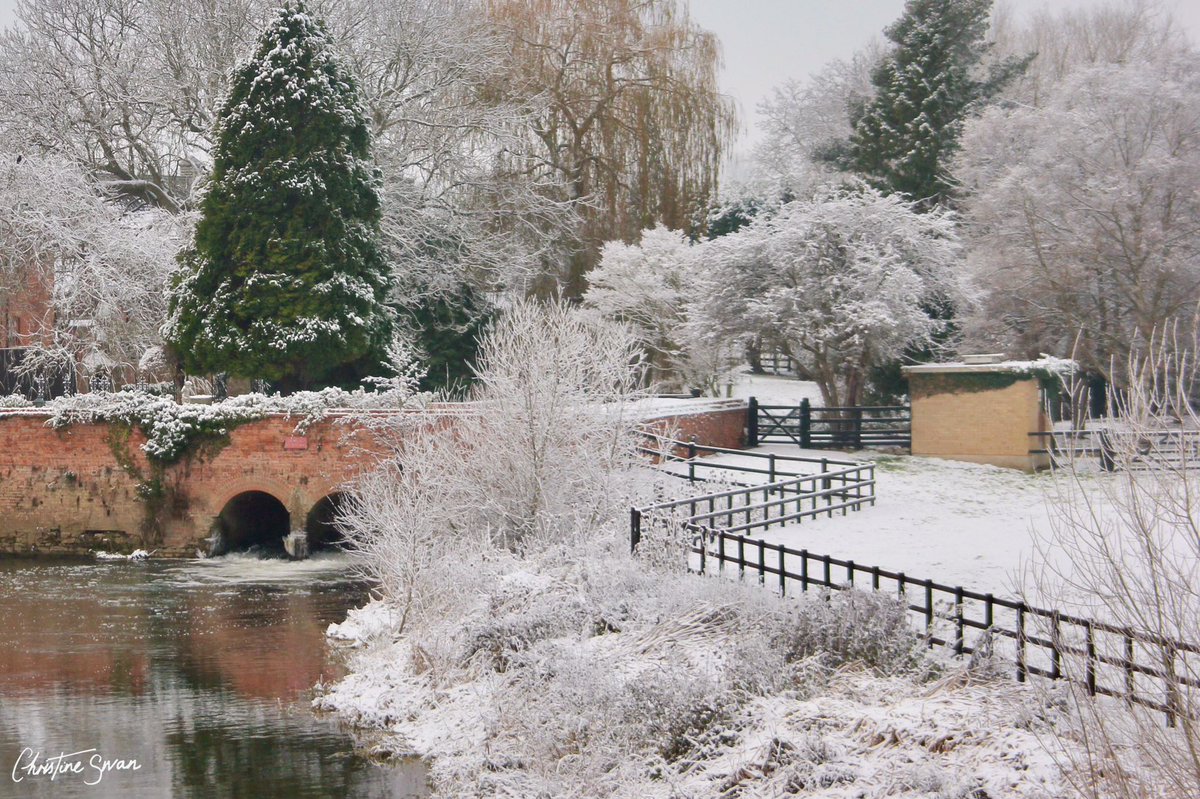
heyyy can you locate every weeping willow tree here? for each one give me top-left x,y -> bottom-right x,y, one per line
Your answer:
485,0 -> 738,297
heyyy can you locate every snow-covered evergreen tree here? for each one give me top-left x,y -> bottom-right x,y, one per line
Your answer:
849,0 -> 1020,208
164,1 -> 394,392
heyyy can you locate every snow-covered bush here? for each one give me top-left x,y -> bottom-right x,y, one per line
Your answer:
30,383 -> 422,464
316,549 -> 1066,798
770,588 -> 932,676
0,394 -> 34,409
337,300 -> 648,636
690,183 -> 966,406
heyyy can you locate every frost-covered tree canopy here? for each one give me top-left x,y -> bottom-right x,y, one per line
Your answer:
691,185 -> 963,406
0,152 -> 182,384
955,52 -> 1200,374
164,1 -> 394,392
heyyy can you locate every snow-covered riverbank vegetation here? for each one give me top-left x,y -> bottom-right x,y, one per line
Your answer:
317,559 -> 1068,798
313,301 -> 1068,797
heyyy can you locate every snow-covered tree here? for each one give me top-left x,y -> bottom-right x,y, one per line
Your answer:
342,299 -> 647,597
585,226 -> 694,388
848,0 -> 1022,208
0,153 -> 182,389
691,185 -> 963,406
752,44 -> 882,197
0,0 -> 574,303
165,2 -> 395,393
955,51 -> 1200,376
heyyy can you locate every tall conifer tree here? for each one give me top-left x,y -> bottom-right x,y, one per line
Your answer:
165,1 -> 393,392
849,0 -> 1019,208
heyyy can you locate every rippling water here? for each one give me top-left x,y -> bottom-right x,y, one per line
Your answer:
0,553 -> 425,799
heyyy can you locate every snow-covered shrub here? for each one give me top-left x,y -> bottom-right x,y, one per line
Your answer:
769,588 -> 931,676
0,394 -> 34,409
337,300 -> 647,642
33,383 -> 422,464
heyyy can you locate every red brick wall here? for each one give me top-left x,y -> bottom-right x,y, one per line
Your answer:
0,401 -> 747,558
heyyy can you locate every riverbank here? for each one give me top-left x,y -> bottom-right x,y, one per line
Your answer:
314,551 -> 1069,798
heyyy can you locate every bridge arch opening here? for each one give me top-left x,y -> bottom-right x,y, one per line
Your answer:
217,491 -> 290,555
304,493 -> 351,552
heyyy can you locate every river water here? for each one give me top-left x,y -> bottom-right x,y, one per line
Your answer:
0,554 -> 426,799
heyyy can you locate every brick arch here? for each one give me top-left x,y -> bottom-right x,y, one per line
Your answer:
209,479 -> 295,521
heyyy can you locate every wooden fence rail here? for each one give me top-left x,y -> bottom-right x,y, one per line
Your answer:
685,531 -> 1196,725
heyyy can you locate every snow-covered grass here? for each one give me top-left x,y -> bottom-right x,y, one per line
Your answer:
697,446 -> 1055,596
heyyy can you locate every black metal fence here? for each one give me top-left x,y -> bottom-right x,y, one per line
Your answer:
0,347 -> 73,400
749,397 -> 911,450
686,531 -> 1196,725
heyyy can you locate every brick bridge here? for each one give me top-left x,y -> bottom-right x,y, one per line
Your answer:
0,401 -> 746,558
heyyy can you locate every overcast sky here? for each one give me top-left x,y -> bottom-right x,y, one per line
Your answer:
1,0 -> 1196,150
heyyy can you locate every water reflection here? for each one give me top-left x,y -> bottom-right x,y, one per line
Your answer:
0,555 -> 426,799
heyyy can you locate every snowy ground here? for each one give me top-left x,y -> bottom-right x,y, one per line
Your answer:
695,445 -> 1056,597
316,573 -> 1070,799
728,369 -> 824,406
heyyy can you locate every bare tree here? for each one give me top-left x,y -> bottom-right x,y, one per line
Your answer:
483,0 -> 738,296
1030,321 -> 1200,798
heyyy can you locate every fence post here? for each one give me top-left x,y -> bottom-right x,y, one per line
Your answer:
769,453 -> 777,486
846,559 -> 855,586
687,440 -> 697,483
853,407 -> 863,449
778,545 -> 786,596
822,554 -> 832,588
954,587 -> 965,656
1016,605 -> 1027,683
1051,613 -> 1062,680
924,580 -> 935,643
758,541 -> 766,585
747,397 -> 759,447
1124,634 -> 1135,700
718,534 -> 726,575
800,398 -> 811,448
737,537 -> 745,581
800,549 -> 809,591
1085,623 -> 1096,697
630,508 -> 641,553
